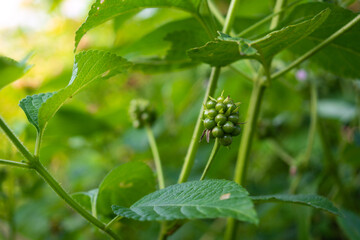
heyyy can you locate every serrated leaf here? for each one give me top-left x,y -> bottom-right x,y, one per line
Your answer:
75,0 -> 211,50
282,2 -> 360,78
19,50 -> 131,134
112,179 -> 258,224
187,9 -> 330,67
72,189 -> 99,215
0,55 -> 32,90
97,162 -> 156,217
251,194 -> 341,216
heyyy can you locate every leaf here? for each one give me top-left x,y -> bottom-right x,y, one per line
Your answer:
72,189 -> 99,215
97,162 -> 156,217
251,194 -> 341,216
0,55 -> 32,90
19,50 -> 131,134
112,179 -> 258,224
75,0 -> 211,50
337,209 -> 360,240
187,9 -> 330,67
317,99 -> 356,123
282,2 -> 360,78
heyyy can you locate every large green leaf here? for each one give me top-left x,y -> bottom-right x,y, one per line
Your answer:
0,55 -> 32,90
97,161 -> 156,217
112,179 -> 258,223
187,9 -> 330,67
251,194 -> 341,216
75,0 -> 212,50
282,2 -> 360,78
19,50 -> 131,134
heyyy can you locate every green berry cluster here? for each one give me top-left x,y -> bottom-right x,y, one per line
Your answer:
202,93 -> 242,146
129,99 -> 156,128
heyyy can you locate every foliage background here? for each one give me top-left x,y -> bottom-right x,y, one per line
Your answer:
0,0 -> 359,239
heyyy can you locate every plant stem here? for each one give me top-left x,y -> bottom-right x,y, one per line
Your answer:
32,160 -> 122,240
200,139 -> 220,180
178,66 -> 221,183
145,125 -> 165,189
105,216 -> 123,230
178,0 -> 241,184
34,132 -> 42,158
237,0 -> 303,37
0,159 -> 32,169
270,0 -> 287,30
0,116 -> 35,162
271,14 -> 360,80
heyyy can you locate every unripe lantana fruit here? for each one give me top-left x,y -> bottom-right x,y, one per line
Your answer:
129,99 -> 157,128
201,92 -> 243,146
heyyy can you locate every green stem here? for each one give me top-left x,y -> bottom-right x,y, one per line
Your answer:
178,66 -> 221,183
178,0 -> 241,184
0,116 -> 35,162
271,14 -> 360,80
270,0 -> 287,30
200,139 -> 220,180
0,159 -> 32,169
301,80 -> 317,167
34,132 -> 42,158
105,216 -> 123,230
32,160 -> 122,240
145,125 -> 165,189
237,0 -> 303,37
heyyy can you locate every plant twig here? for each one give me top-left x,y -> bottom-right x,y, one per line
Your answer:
145,125 -> 165,189
200,139 -> 221,180
0,159 -> 32,169
271,14 -> 360,80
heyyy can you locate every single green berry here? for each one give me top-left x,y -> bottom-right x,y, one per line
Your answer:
206,109 -> 217,119
215,102 -> 226,112
215,114 -> 227,125
228,114 -> 239,124
220,135 -> 232,146
217,95 -> 225,103
206,100 -> 216,109
231,125 -> 241,136
223,121 -> 235,133
212,126 -> 224,138
223,97 -> 234,105
226,103 -> 236,112
203,110 -> 209,119
204,118 -> 216,129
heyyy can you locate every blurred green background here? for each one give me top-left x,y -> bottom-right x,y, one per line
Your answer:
0,0 -> 360,239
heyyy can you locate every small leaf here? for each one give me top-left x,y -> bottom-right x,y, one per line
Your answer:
19,50 -> 131,134
251,194 -> 341,216
112,179 -> 258,224
0,55 -> 32,90
188,9 -> 330,67
75,0 -> 210,50
72,189 -> 99,215
97,162 -> 156,217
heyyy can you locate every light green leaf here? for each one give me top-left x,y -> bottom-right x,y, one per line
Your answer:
75,0 -> 211,50
72,189 -> 99,215
187,9 -> 330,66
282,2 -> 360,78
19,50 -> 131,134
112,179 -> 258,223
251,194 -> 341,216
97,162 -> 156,217
337,209 -> 360,240
318,99 -> 356,123
0,55 -> 32,90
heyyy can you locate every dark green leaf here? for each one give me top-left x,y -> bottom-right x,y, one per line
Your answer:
97,162 -> 156,217
75,0 -> 210,49
19,50 -> 131,134
251,194 -> 341,216
187,9 -> 330,66
112,179 -> 258,223
282,2 -> 360,78
337,209 -> 360,240
0,55 -> 32,90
